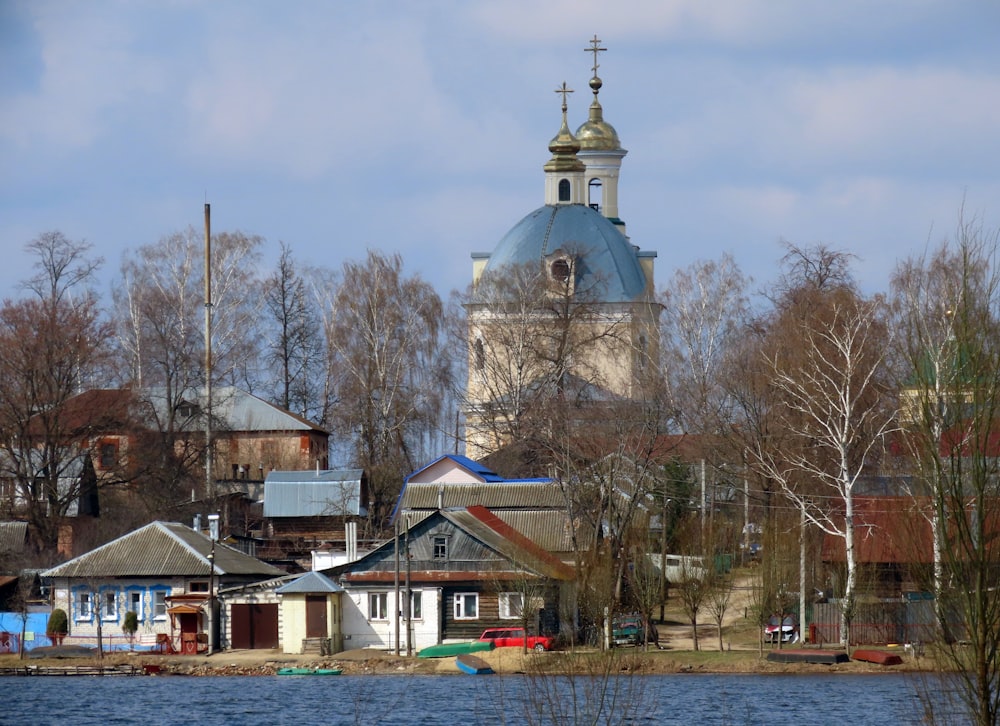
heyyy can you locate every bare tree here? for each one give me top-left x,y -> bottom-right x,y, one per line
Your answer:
0,232 -> 112,554
893,216 -> 1000,726
660,253 -> 749,437
112,228 -> 263,503
261,242 -> 324,422
749,283 -> 896,648
320,250 -> 449,531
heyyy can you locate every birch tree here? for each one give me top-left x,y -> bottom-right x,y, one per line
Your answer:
750,286 -> 895,647
261,242 -> 324,423
893,217 -> 1000,726
321,250 -> 449,530
112,228 -> 263,502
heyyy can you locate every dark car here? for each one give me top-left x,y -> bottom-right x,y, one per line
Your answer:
612,615 -> 658,647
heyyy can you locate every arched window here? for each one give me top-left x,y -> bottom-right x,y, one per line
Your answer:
588,178 -> 602,211
637,335 -> 648,370
558,178 -> 571,202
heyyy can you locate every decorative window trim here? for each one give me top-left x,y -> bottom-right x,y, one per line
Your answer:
73,588 -> 93,623
100,587 -> 118,622
453,592 -> 479,620
151,588 -> 168,621
125,588 -> 144,621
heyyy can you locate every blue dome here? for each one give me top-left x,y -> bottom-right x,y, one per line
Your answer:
482,205 -> 647,302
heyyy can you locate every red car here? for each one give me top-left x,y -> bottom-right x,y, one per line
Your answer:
478,627 -> 555,651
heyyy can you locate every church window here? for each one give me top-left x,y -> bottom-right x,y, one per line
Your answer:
558,178 -> 571,202
588,178 -> 602,211
551,259 -> 571,284
474,338 -> 485,371
637,335 -> 648,370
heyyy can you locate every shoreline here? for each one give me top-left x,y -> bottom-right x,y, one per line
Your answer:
3,645 -> 931,677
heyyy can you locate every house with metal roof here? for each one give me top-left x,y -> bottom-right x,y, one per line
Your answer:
259,468 -> 368,571
42,521 -> 283,654
393,454 -> 583,559
330,504 -> 575,653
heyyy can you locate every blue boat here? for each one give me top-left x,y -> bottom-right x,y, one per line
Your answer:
455,653 -> 494,675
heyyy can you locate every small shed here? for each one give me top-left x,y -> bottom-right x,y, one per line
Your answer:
276,571 -> 344,654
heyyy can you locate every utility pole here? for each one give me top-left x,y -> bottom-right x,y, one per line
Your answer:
204,203 -> 213,501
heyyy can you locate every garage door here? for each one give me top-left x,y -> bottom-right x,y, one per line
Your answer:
230,603 -> 279,649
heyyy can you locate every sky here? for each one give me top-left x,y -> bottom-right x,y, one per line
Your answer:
2,1 -> 1000,304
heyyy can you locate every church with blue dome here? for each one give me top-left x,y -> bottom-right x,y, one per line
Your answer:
465,38 -> 661,460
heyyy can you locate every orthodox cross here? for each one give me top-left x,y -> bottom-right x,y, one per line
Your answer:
585,35 -> 606,78
554,81 -> 574,112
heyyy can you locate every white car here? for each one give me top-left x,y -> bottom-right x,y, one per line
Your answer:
764,615 -> 799,644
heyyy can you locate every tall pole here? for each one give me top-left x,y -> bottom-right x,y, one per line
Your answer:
405,517 -> 412,656
393,517 -> 400,656
204,203 -> 213,501
207,513 -> 219,655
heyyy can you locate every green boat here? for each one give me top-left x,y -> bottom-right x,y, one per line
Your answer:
276,667 -> 343,675
417,641 -> 494,659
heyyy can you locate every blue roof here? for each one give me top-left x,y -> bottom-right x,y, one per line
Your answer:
481,204 -> 649,303
404,454 -> 504,483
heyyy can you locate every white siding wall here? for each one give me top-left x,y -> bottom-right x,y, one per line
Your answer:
340,586 -> 440,653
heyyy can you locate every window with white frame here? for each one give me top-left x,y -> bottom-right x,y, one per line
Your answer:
453,592 -> 478,620
410,591 -> 422,620
101,590 -> 118,621
127,590 -> 143,620
499,592 -> 524,620
76,590 -> 92,621
369,592 -> 389,621
153,590 -> 167,620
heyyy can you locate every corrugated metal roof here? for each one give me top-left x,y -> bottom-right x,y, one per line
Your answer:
0,521 -> 27,553
264,470 -> 365,517
42,521 -> 284,579
275,570 -> 343,594
441,507 -> 574,581
397,482 -> 567,511
490,510 -> 588,554
144,386 -> 328,434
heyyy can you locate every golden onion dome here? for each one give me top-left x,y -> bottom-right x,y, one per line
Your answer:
575,76 -> 620,151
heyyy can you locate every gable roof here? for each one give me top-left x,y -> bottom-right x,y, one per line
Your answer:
264,469 -> 366,517
392,454 -> 554,523
341,506 -> 574,584
275,570 -> 343,594
404,454 -> 506,484
42,521 -> 284,579
443,505 -> 575,581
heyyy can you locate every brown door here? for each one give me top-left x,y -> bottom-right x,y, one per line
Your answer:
230,603 -> 279,649
305,596 -> 328,638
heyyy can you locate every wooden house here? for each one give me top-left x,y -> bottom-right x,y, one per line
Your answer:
332,505 -> 575,653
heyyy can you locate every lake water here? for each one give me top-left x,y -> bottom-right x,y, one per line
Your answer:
1,672 -> 958,725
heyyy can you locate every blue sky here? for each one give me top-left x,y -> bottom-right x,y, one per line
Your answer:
2,1 -> 999,302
